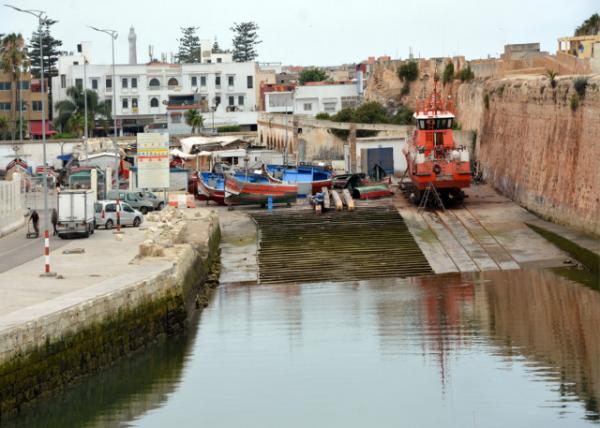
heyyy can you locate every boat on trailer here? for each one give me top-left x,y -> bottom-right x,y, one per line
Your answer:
197,172 -> 226,205
266,164 -> 332,197
224,172 -> 298,206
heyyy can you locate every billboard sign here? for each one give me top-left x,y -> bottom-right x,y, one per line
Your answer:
137,133 -> 170,189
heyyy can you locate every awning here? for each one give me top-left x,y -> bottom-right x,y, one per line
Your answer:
30,121 -> 57,136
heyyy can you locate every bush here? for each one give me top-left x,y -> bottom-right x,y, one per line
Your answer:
570,94 -> 579,111
458,65 -> 475,82
452,120 -> 462,130
400,82 -> 410,96
51,132 -> 78,139
299,68 -> 328,85
217,125 -> 241,133
442,62 -> 455,85
397,61 -> 419,82
315,112 -> 330,120
573,77 -> 588,98
391,106 -> 414,125
483,93 -> 490,110
546,70 -> 558,89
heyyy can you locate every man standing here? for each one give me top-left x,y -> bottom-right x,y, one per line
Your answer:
30,210 -> 40,238
51,208 -> 58,236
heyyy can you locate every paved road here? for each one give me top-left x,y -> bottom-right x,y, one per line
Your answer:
0,193 -> 70,274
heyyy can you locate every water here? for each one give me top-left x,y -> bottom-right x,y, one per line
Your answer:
5,269 -> 599,427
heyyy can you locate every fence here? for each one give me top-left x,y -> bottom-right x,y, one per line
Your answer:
0,173 -> 24,237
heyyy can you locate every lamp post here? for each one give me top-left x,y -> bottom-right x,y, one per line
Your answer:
5,4 -> 55,276
83,54 -> 88,162
89,26 -> 118,190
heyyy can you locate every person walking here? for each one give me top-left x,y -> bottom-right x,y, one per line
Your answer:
30,210 -> 40,238
51,208 -> 58,236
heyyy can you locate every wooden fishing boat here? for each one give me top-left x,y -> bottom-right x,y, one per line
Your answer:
197,172 -> 226,205
352,183 -> 394,200
224,172 -> 298,206
266,164 -> 332,197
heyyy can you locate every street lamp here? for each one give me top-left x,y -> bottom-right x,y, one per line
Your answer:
5,4 -> 54,276
88,26 -> 119,190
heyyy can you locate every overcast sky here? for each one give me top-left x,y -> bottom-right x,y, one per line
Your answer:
1,0 -> 597,66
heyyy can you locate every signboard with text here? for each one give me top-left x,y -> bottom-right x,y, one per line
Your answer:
137,133 -> 170,189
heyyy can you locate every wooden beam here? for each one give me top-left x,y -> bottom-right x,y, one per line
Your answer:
331,190 -> 343,211
322,186 -> 331,210
342,189 -> 355,211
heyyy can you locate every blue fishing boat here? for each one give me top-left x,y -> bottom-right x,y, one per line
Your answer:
197,172 -> 226,205
265,165 -> 332,197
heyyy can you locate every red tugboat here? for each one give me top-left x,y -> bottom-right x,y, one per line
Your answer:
404,80 -> 471,205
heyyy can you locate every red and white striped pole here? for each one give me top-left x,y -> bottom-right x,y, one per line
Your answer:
115,197 -> 122,234
44,229 -> 51,274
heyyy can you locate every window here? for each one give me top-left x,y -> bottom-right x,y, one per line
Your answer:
247,76 -> 253,89
132,98 -> 138,111
106,77 -> 112,89
228,75 -> 234,86
149,78 -> 160,87
122,98 -> 128,109
228,96 -> 234,106
217,58 -> 222,63
215,95 -> 221,106
191,76 -> 197,86
105,98 -> 112,112
105,203 -> 116,213
323,102 -> 336,113
75,78 -> 83,89
200,75 -> 207,86
131,78 -> 137,89
238,95 -> 244,106
207,59 -> 212,64
122,78 -> 128,88
0,82 -> 11,90
303,103 -> 312,111
73,61 -> 79,65
167,77 -> 179,86
150,97 -> 159,108
171,113 -> 182,123
0,102 -> 11,111
123,205 -> 134,213
19,101 -> 27,111
215,75 -> 221,87
32,101 -> 42,111
60,75 -> 66,89
19,81 -> 30,90
92,79 -> 98,90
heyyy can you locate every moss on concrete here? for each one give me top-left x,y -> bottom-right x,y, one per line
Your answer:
526,223 -> 599,275
0,224 -> 221,420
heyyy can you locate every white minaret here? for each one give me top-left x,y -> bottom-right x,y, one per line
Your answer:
128,27 -> 137,65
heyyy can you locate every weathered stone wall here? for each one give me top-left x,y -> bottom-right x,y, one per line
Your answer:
476,75 -> 600,236
0,213 -> 221,419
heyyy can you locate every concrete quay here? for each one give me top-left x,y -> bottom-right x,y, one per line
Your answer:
0,206 -> 220,419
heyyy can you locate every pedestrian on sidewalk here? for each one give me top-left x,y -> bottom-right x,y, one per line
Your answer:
51,208 -> 58,236
29,210 -> 39,238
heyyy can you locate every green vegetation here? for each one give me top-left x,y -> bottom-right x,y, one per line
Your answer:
51,131 -> 79,139
458,65 -> 475,82
184,108 -> 204,134
54,86 -> 112,136
231,22 -> 261,62
570,93 -> 579,111
176,26 -> 201,63
546,69 -> 558,89
0,33 -> 28,140
397,61 -> 419,82
573,77 -> 588,98
483,92 -> 490,109
28,19 -> 63,79
0,116 -> 10,140
452,120 -> 462,130
575,13 -> 600,36
299,67 -> 328,85
217,125 -> 241,133
442,62 -> 455,85
391,106 -> 414,125
315,112 -> 330,120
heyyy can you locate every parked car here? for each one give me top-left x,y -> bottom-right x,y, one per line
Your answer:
135,190 -> 164,210
56,189 -> 95,238
106,190 -> 154,214
94,200 -> 143,229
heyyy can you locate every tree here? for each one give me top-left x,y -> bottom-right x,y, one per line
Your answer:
458,65 -> 475,82
212,38 -> 223,53
442,62 -> 455,85
0,116 -> 10,140
176,27 -> 201,63
185,109 -> 204,134
54,86 -> 111,135
28,19 -> 64,79
575,13 -> 600,36
352,102 -> 389,124
299,67 -> 328,85
397,61 -> 419,82
391,106 -> 414,125
546,69 -> 558,88
230,22 -> 261,62
1,33 -> 29,139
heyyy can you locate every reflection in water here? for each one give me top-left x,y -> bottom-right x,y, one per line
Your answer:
6,269 -> 599,427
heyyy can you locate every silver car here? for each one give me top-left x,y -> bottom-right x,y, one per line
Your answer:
94,200 -> 143,229
135,191 -> 165,211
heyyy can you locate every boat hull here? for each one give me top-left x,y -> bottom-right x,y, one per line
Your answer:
197,172 -> 226,205
225,174 -> 298,206
266,165 -> 332,197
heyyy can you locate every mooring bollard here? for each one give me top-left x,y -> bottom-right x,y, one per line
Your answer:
267,196 -> 273,212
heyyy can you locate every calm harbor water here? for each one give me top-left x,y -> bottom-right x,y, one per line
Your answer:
5,268 -> 599,427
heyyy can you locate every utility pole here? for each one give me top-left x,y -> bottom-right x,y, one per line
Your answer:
83,52 -> 88,162
5,4 -> 55,276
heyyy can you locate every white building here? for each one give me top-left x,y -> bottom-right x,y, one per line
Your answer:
264,82 -> 360,116
52,36 -> 256,135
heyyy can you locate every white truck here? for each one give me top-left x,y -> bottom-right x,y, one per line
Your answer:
57,189 -> 96,238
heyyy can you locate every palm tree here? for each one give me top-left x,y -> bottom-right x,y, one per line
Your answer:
0,116 -> 9,140
54,86 -> 111,135
1,33 -> 29,139
184,108 -> 204,134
